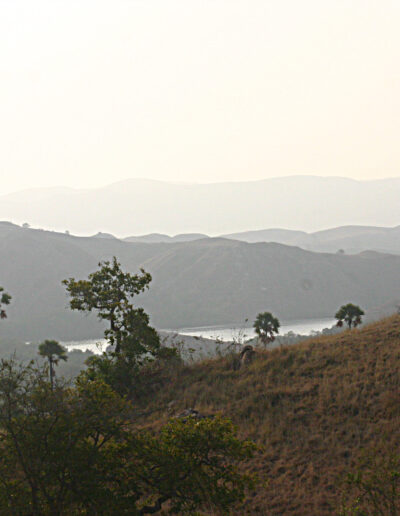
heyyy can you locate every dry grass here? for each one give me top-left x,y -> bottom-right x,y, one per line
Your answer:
136,316 -> 400,515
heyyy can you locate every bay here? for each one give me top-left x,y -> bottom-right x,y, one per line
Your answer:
62,317 -> 335,354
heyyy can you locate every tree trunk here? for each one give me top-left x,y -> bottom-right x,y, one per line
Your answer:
49,358 -> 54,390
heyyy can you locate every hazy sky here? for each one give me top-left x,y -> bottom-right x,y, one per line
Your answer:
1,0 -> 400,195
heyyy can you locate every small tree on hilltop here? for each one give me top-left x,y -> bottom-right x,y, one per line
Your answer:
335,303 -> 364,329
38,340 -> 68,389
0,287 -> 11,320
253,312 -> 280,347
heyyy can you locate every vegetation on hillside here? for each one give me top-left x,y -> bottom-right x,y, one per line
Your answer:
0,358 -> 256,514
131,315 -> 400,514
1,266 -> 399,514
0,266 -> 257,515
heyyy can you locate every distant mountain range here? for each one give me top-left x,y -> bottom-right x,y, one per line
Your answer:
2,176 -> 400,235
1,222 -> 400,341
124,233 -> 208,244
223,225 -> 400,254
120,224 -> 400,255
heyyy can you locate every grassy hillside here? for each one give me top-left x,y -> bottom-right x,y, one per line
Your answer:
135,316 -> 400,515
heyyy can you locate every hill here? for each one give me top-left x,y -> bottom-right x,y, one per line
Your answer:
224,224 -> 400,255
2,222 -> 400,340
116,223 -> 400,255
2,176 -> 400,236
124,232 -> 208,243
135,316 -> 400,514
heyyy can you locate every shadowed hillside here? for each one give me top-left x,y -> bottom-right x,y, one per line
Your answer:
135,316 -> 400,515
2,222 -> 400,340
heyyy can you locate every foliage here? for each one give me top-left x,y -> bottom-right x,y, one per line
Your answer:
0,287 -> 11,320
38,339 -> 68,388
0,359 -> 255,515
131,415 -> 257,514
335,303 -> 364,329
339,449 -> 400,515
62,256 -> 152,354
63,257 -> 176,395
253,312 -> 280,347
0,358 -> 132,515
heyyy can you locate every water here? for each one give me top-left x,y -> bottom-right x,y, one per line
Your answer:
177,317 -> 335,341
61,338 -> 108,355
61,317 -> 335,354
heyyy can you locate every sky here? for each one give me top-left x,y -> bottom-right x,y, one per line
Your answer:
1,0 -> 400,195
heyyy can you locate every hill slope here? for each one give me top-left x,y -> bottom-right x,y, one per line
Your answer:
135,316 -> 400,515
2,223 -> 400,340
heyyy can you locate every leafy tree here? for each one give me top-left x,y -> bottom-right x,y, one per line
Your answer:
0,287 -> 11,320
63,258 -> 175,395
62,257 -> 152,354
0,358 -> 256,515
335,303 -> 364,329
253,312 -> 280,347
0,358 -> 131,515
38,339 -> 68,389
132,415 -> 256,514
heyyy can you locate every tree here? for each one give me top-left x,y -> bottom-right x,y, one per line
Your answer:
63,257 -> 152,354
132,415 -> 256,514
82,307 -> 167,396
253,312 -> 280,347
38,339 -> 68,389
0,287 -> 11,320
0,358 -> 256,515
0,359 -> 131,515
63,257 -> 174,396
335,303 -> 364,329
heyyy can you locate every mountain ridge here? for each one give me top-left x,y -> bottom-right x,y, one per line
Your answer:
2,175 -> 400,236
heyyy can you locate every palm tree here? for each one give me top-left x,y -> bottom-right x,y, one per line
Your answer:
253,312 -> 280,348
38,340 -> 68,389
335,303 -> 364,329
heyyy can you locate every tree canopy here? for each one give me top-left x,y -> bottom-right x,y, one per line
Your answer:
63,258 -> 173,396
63,257 -> 152,354
253,312 -> 280,347
335,303 -> 364,329
0,358 -> 256,515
